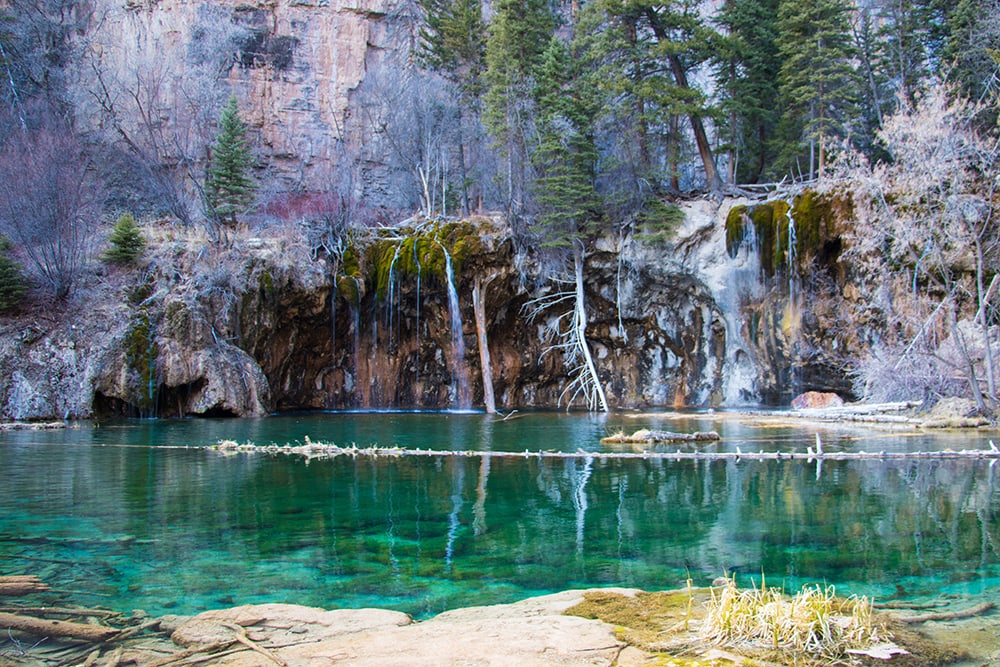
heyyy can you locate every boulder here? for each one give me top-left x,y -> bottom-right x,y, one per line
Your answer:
791,391 -> 844,410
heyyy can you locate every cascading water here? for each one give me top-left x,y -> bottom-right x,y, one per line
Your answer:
442,247 -> 472,410
712,205 -> 763,405
413,242 -> 421,389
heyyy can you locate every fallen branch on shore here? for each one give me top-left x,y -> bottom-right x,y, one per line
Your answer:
600,429 -> 721,444
896,601 -> 995,624
212,438 -> 1000,463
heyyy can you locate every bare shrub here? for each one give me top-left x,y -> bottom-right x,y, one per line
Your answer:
0,111 -> 104,298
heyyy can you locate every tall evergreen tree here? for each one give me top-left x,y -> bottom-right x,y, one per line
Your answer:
418,0 -> 486,103
716,0 -> 782,184
872,0 -> 948,105
774,0 -> 858,180
206,95 -> 256,228
944,0 -> 1000,104
0,235 -> 26,312
482,0 -> 554,223
526,35 -> 610,413
531,36 -> 601,248
577,0 -> 722,193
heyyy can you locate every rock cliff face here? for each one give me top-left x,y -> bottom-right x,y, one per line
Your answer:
0,198 -> 861,419
80,0 -> 413,194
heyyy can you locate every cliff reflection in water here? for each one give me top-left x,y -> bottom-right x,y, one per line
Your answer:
1,438 -> 997,617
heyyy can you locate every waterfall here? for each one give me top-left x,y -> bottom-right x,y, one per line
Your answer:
414,242 -> 422,392
386,244 -> 402,353
442,247 -> 471,409
713,206 -> 763,405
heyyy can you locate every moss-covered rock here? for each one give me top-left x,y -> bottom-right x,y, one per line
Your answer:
726,190 -> 850,280
124,309 -> 159,415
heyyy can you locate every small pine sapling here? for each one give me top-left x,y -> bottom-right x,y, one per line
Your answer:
102,212 -> 147,266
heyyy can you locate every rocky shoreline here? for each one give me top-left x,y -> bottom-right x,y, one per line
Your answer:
2,586 -> 998,666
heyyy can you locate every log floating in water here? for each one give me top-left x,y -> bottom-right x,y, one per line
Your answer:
0,611 -> 120,641
600,429 -> 721,444
0,575 -> 50,596
212,440 -> 1000,462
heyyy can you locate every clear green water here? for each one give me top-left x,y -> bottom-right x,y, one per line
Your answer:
1,411 -> 998,619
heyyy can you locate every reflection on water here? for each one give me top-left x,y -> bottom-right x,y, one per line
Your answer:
0,412 -> 997,618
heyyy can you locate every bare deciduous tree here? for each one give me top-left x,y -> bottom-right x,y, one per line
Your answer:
834,82 -> 1000,411
0,110 -> 104,298
77,4 -> 242,225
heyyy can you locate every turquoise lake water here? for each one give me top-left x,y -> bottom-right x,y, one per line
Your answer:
1,411 -> 998,619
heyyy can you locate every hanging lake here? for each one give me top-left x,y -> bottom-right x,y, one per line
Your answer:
1,411 -> 998,620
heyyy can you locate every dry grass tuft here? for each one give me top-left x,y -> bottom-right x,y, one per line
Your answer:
700,575 -> 886,660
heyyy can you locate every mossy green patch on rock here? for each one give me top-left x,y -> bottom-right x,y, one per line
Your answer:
124,309 -> 159,415
726,190 -> 850,280
564,589 -> 702,651
364,220 -> 485,301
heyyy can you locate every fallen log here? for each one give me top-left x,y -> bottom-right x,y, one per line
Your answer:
601,429 -> 721,444
0,605 -> 120,619
212,440 -> 1000,463
0,575 -> 50,596
0,611 -> 120,642
896,601 -> 995,624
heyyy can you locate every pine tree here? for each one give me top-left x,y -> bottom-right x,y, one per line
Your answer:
716,0 -> 782,184
774,0 -> 858,180
206,95 -> 256,227
102,212 -> 146,266
575,0 -> 723,192
482,0 -> 554,220
418,0 -> 486,104
0,235 -> 27,312
944,0 -> 1000,104
531,36 -> 602,248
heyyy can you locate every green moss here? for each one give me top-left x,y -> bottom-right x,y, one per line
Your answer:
565,589 -> 701,651
129,273 -> 156,306
125,310 -> 159,415
337,275 -> 361,308
725,205 -> 748,258
363,220 -> 485,302
258,269 -> 274,294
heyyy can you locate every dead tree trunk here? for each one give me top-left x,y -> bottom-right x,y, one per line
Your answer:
473,276 -> 497,414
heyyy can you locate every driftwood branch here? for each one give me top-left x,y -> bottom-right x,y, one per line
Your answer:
896,601 -> 995,623
144,640 -> 234,667
221,622 -> 286,666
0,612 -> 119,642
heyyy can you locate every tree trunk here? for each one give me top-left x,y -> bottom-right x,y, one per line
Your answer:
667,54 -> 722,193
573,247 -> 608,412
975,239 -> 997,411
472,276 -> 497,414
0,612 -> 119,642
640,7 -> 722,192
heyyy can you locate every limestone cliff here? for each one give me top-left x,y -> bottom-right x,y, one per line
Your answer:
78,0 -> 413,195
0,198 -> 860,419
